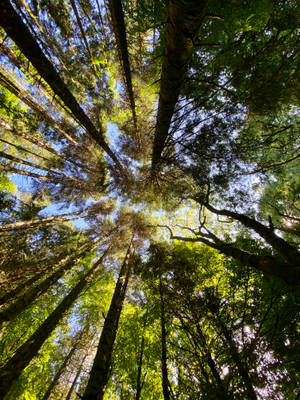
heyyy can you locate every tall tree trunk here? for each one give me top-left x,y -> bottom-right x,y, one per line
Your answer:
108,0 -> 137,129
208,308 -> 257,400
159,276 -> 170,400
0,250 -> 108,398
0,40 -> 76,119
41,328 -> 85,400
0,67 -> 79,145
151,0 -> 208,174
0,137 -> 52,163
202,202 -> 300,265
69,0 -> 103,93
135,334 -> 145,400
0,1 -> 125,175
0,239 -> 103,329
135,313 -> 147,400
169,232 -> 300,287
0,149 -> 85,183
64,347 -> 90,400
0,206 -> 92,234
0,118 -> 95,173
82,241 -> 133,400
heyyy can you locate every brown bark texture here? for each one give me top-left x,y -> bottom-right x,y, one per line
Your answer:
82,243 -> 133,400
0,1 -> 124,174
0,251 -> 108,398
151,0 -> 208,173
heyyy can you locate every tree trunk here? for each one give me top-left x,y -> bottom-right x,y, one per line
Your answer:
0,149 -> 85,183
0,1 -> 125,174
82,241 -> 133,400
41,329 -> 84,400
159,276 -> 170,400
65,347 -> 90,400
0,118 -> 95,173
135,333 -> 145,400
108,0 -> 137,129
0,38 -> 78,119
0,239 -> 102,329
203,202 -> 300,265
0,206 -> 91,234
151,0 -> 208,173
170,233 -> 300,287
0,250 -> 108,398
0,67 -> 79,145
216,318 -> 257,400
0,137 -> 51,163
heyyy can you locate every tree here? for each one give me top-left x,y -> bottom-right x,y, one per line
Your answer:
0,0 -> 299,399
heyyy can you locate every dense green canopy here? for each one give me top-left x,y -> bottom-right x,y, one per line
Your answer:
0,0 -> 299,399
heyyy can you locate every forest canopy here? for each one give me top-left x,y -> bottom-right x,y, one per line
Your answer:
0,0 -> 299,399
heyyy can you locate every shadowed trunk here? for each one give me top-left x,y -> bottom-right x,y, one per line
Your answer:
0,118 -> 96,173
82,241 -> 133,400
0,205 -> 94,234
0,250 -> 108,398
213,315 -> 257,400
159,276 -> 170,400
41,328 -> 85,400
167,231 -> 300,287
151,0 -> 208,173
0,239 -> 103,329
0,0 -> 125,175
0,67 -> 79,145
135,334 -> 145,400
108,0 -> 137,129
202,202 -> 300,265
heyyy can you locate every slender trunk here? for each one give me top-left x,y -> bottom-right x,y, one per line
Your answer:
0,207 -> 91,234
108,0 -> 137,129
0,163 -> 89,189
0,149 -> 86,183
203,202 -> 300,265
0,67 -> 79,145
0,118 -> 95,173
0,239 -> 102,329
0,40 -> 76,119
135,333 -> 145,400
159,276 -> 170,400
0,137 -> 51,163
151,0 -> 208,173
217,318 -> 257,400
0,1 -> 125,175
0,250 -> 108,398
170,233 -> 300,287
65,348 -> 90,400
69,0 -> 103,93
195,323 -> 230,399
82,242 -> 133,400
41,331 -> 83,400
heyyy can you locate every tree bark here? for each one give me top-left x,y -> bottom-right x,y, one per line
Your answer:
108,0 -> 137,129
135,334 -> 145,400
202,202 -> 300,265
64,347 -> 90,400
159,276 -> 170,400
0,250 -> 108,398
167,231 -> 300,287
0,1 -> 125,175
0,67 -> 79,145
0,206 -> 92,234
0,118 -> 95,173
0,239 -> 102,329
41,330 -> 84,400
82,241 -> 133,400
214,316 -> 257,400
151,0 -> 208,174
